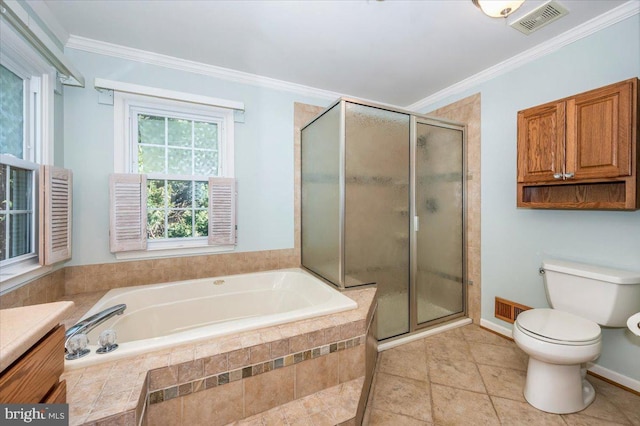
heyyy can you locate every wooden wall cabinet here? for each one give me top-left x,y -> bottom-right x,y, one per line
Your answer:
517,78 -> 639,210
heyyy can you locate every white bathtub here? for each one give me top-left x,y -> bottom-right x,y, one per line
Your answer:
64,268 -> 356,369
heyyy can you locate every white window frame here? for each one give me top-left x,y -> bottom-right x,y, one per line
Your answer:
113,88 -> 237,260
0,20 -> 56,291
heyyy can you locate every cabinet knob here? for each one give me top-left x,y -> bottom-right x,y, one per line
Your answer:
553,173 -> 563,179
564,172 -> 575,179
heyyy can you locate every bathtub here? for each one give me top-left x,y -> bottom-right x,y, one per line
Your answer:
64,268 -> 357,369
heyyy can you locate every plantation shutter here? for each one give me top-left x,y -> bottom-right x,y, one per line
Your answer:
208,177 -> 237,246
109,173 -> 147,252
39,165 -> 73,265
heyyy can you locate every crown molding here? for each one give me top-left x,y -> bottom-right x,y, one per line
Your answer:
406,0 -> 640,111
65,35 -> 343,101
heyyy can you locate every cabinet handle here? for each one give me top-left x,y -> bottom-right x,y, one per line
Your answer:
553,173 -> 563,179
564,172 -> 574,179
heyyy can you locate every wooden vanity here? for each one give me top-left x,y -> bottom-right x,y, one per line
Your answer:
0,301 -> 73,403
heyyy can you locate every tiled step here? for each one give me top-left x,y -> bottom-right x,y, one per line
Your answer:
228,377 -> 364,425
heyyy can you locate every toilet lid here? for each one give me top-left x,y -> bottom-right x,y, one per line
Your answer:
516,309 -> 600,343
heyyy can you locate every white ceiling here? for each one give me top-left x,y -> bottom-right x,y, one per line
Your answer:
43,0 -> 631,107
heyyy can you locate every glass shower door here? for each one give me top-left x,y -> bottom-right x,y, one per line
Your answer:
414,120 -> 465,326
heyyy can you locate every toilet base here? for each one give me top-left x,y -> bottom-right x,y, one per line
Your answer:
523,358 -> 595,414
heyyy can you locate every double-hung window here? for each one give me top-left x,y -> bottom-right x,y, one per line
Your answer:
110,88 -> 238,257
1,38 -> 72,288
1,64 -> 38,269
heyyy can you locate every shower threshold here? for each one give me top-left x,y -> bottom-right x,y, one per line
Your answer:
377,317 -> 472,352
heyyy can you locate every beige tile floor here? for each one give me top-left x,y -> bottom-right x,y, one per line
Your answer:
364,324 -> 640,426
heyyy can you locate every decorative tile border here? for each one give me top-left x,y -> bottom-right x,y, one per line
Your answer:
147,335 -> 364,405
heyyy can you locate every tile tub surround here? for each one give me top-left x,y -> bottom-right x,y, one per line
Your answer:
60,287 -> 376,425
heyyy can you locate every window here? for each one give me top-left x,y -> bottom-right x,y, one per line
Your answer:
1,22 -> 73,289
110,86 -> 238,257
133,109 -> 222,243
0,61 -> 42,273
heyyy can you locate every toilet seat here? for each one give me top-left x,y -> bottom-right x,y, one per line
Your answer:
516,309 -> 601,346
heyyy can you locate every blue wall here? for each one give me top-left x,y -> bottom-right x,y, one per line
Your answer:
422,16 -> 640,381
62,49 -> 330,266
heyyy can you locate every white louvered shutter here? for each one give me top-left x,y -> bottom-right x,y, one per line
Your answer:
208,177 -> 237,246
39,165 -> 72,265
109,174 -> 147,252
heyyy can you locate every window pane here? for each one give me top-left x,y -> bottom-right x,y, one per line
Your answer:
147,209 -> 165,239
10,166 -> 31,210
147,179 -> 165,208
168,118 -> 192,147
138,115 -> 165,145
167,148 -> 192,175
194,181 -> 208,209
168,209 -> 192,238
0,164 -> 7,211
0,65 -> 24,158
0,214 -> 6,261
194,150 -> 218,176
168,180 -> 191,208
194,209 -> 208,237
194,121 -> 217,149
9,213 -> 30,257
138,145 -> 166,173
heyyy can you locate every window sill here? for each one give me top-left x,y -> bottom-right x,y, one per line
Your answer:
0,262 -> 53,295
114,243 -> 235,261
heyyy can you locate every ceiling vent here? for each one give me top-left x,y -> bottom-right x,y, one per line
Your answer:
510,0 -> 569,35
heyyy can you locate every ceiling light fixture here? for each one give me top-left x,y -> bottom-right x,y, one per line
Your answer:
472,0 -> 525,18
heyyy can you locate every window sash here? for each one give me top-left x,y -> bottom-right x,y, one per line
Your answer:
130,107 -> 225,177
0,155 -> 38,268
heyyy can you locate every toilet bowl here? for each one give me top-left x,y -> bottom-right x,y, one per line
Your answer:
513,309 -> 602,413
513,259 -> 640,414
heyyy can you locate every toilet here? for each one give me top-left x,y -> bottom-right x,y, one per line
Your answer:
513,259 -> 640,414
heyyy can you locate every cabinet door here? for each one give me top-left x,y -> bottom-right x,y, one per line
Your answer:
517,101 -> 565,183
565,79 -> 634,179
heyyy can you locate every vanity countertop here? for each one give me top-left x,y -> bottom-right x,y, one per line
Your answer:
0,301 -> 74,372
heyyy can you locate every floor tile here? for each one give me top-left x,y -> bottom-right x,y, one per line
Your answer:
424,334 -> 473,362
371,372 -> 432,422
492,396 -> 567,425
428,358 -> 486,393
431,383 -> 500,426
460,324 -> 513,347
377,347 -> 429,381
573,392 -> 634,425
477,364 -> 527,402
470,342 -> 528,371
367,408 -> 432,425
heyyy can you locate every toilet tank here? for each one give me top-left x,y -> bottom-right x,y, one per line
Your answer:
542,259 -> 640,327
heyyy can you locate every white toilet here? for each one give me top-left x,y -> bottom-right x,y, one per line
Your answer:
513,259 -> 640,414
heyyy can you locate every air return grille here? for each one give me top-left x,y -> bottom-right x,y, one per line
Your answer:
495,297 -> 532,323
510,1 -> 569,35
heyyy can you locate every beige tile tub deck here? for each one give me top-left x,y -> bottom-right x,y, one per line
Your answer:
60,288 -> 375,425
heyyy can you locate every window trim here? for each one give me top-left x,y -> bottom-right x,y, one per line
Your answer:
112,85 -> 238,259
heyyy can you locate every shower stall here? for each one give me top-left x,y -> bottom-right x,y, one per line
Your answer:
301,98 -> 466,340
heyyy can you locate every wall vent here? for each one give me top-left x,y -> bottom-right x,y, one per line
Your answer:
495,297 -> 532,323
510,0 -> 569,35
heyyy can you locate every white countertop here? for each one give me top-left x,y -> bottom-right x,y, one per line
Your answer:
0,301 -> 74,372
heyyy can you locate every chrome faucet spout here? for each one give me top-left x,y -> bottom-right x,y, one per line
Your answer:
65,304 -> 126,350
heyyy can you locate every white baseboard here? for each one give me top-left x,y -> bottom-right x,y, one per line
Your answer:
480,319 -> 640,393
480,318 -> 513,338
587,363 -> 640,393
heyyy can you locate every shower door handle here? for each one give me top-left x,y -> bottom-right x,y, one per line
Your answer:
414,216 -> 420,232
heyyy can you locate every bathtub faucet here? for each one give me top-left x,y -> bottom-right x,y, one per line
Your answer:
65,304 -> 127,356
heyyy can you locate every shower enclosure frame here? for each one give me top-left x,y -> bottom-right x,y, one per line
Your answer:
300,97 -> 468,338
409,115 -> 468,333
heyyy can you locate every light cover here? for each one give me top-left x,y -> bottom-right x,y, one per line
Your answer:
474,0 -> 525,18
